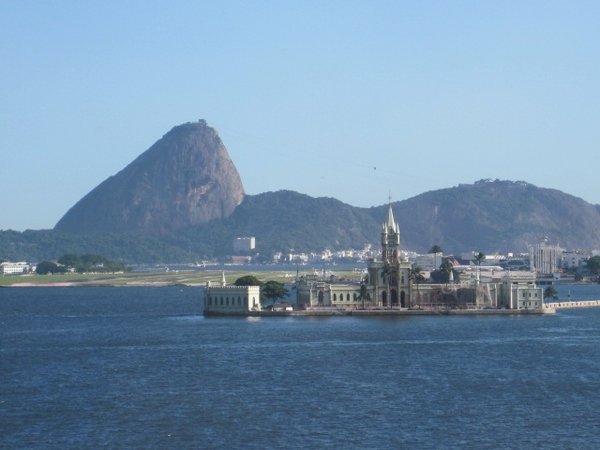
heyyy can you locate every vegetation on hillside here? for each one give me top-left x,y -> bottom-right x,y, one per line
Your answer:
2,181 -> 600,263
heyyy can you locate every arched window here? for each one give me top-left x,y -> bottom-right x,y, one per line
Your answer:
346,293 -> 350,301
333,293 -> 337,301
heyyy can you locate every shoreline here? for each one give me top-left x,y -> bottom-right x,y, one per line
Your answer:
204,308 -> 552,317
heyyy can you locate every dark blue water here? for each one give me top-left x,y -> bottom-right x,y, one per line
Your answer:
2,286 -> 600,449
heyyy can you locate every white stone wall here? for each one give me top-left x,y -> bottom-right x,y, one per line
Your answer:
205,285 -> 261,313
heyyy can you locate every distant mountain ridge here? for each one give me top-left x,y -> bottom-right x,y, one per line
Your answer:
186,180 -> 600,256
375,180 -> 600,253
3,118 -> 600,262
2,181 -> 600,262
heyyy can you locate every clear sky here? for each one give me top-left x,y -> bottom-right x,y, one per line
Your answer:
1,1 -> 599,231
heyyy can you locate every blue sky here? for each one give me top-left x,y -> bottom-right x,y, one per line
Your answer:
1,1 -> 599,231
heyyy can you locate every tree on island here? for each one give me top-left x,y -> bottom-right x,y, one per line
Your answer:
430,258 -> 456,283
358,279 -> 371,309
586,256 -> 600,282
409,266 -> 425,306
474,252 -> 485,266
410,266 -> 425,285
261,280 -> 289,308
35,261 -> 66,275
474,252 -> 485,284
380,263 -> 395,308
234,275 -> 263,286
544,286 -> 558,300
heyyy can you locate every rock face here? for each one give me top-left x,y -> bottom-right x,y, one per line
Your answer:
55,120 -> 245,234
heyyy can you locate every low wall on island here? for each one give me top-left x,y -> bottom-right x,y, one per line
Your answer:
544,300 -> 600,311
204,307 -> 551,317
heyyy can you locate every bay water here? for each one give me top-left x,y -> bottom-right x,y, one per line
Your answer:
2,285 -> 600,449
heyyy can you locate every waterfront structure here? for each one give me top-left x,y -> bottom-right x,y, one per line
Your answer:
204,273 -> 261,314
499,272 -> 543,310
205,203 -> 547,315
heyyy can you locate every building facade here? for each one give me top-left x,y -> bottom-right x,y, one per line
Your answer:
204,273 -> 261,314
0,261 -> 30,275
367,204 -> 412,307
499,272 -> 543,309
529,241 -> 562,274
297,204 -> 412,309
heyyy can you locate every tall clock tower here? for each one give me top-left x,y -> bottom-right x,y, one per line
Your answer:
381,203 -> 400,264
368,202 -> 412,308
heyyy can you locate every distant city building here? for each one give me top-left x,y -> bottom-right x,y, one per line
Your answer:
529,241 -> 562,274
561,250 -> 589,269
414,253 -> 441,271
231,255 -> 252,264
233,237 -> 255,253
0,261 -> 30,275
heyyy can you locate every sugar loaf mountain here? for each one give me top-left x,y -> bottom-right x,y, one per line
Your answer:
2,119 -> 600,263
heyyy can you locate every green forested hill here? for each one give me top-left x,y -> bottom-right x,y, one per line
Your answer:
371,180 -> 600,253
2,180 -> 600,262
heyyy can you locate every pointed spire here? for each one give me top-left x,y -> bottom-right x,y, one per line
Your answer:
383,199 -> 399,235
386,203 -> 396,231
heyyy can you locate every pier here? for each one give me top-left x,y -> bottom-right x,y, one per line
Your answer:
544,300 -> 600,311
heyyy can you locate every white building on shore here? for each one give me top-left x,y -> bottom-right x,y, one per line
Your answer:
0,261 -> 30,275
204,272 -> 261,314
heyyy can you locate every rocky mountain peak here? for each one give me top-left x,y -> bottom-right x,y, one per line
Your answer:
54,120 -> 245,235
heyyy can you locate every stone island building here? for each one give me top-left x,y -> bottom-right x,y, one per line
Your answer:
204,272 -> 261,314
297,203 -> 412,309
296,203 -> 544,311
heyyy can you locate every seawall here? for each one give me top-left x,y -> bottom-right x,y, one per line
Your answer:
545,300 -> 600,311
204,308 -> 550,317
